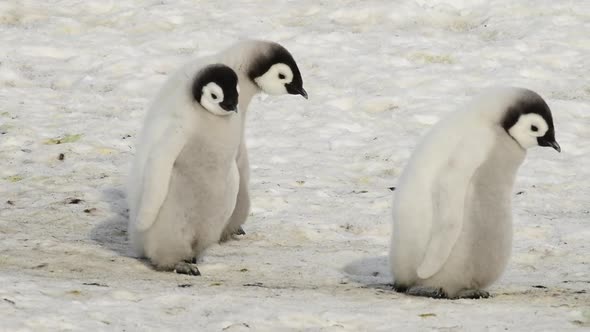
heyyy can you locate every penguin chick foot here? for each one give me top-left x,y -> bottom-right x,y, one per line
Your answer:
392,282 -> 408,293
185,257 -> 197,264
453,289 -> 490,299
235,226 -> 246,236
219,226 -> 246,243
406,286 -> 448,299
173,262 -> 201,276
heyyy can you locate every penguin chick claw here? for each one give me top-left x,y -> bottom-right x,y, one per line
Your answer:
173,262 -> 201,276
406,286 -> 448,299
454,289 -> 490,299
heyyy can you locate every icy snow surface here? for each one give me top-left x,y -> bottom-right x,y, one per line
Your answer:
1,0 -> 589,331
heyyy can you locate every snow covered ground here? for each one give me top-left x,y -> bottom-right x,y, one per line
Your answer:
1,0 -> 589,330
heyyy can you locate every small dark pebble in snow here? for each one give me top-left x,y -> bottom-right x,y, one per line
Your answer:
33,263 -> 48,269
21,149 -> 31,153
372,271 -> 380,277
243,282 -> 264,287
222,323 -> 250,331
84,208 -> 97,213
352,190 -> 369,194
178,284 -> 193,288
66,198 -> 83,204
122,134 -> 132,139
6,200 -> 14,205
532,285 -> 547,289
516,191 -> 525,195
83,282 -> 108,287
3,298 -> 15,305
58,153 -> 65,161
388,187 -> 396,191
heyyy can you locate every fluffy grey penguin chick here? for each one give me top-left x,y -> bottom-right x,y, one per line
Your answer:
213,40 -> 308,241
389,87 -> 560,298
128,63 -> 241,275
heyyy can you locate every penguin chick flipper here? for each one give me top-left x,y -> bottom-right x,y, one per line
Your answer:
173,262 -> 201,276
417,133 -> 494,279
406,286 -> 448,299
453,289 -> 490,299
134,123 -> 191,232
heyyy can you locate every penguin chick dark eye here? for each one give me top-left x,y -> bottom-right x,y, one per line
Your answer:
531,125 -> 538,132
278,73 -> 286,79
211,93 -> 218,100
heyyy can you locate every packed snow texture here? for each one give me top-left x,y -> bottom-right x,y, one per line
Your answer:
1,0 -> 589,331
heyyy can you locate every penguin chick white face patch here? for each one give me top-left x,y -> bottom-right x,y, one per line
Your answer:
254,63 -> 293,95
200,82 -> 232,116
508,113 -> 548,149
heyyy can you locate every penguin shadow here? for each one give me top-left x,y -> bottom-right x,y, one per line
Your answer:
89,187 -> 134,258
342,255 -> 394,290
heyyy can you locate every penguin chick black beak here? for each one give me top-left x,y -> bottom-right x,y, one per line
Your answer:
298,87 -> 308,99
538,136 -> 561,152
220,102 -> 238,113
548,141 -> 561,153
286,83 -> 308,99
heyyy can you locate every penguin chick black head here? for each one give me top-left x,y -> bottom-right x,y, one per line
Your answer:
501,89 -> 560,152
248,43 -> 307,99
192,64 -> 240,116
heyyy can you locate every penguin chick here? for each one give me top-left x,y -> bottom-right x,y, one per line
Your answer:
214,40 -> 307,241
389,87 -> 560,298
128,63 -> 241,275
